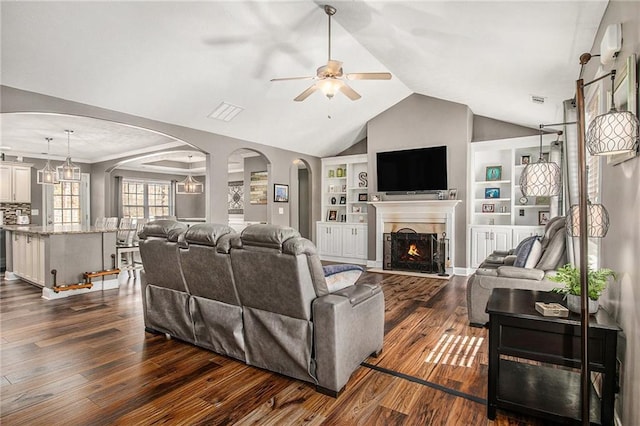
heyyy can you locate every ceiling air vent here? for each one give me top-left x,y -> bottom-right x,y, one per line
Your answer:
208,102 -> 244,122
531,95 -> 546,105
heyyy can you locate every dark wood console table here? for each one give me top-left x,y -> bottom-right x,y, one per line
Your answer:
486,288 -> 621,425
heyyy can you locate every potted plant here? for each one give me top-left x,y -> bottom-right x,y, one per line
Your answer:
550,264 -> 616,314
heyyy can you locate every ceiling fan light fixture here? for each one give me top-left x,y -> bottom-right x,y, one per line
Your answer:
320,79 -> 341,99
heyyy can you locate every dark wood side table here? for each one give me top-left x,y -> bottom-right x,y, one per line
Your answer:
486,288 -> 621,425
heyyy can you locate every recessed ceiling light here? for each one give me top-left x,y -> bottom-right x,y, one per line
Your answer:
208,102 -> 244,122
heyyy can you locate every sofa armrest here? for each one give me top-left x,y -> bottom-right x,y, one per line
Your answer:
312,284 -> 384,393
496,266 -> 545,280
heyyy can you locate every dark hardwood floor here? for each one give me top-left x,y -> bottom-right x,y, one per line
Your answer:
1,271 -> 545,425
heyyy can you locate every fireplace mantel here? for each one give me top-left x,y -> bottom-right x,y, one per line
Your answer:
368,200 -> 462,271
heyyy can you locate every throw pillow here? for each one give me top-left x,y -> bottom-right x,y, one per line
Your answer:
513,236 -> 539,268
524,240 -> 543,268
323,264 -> 364,293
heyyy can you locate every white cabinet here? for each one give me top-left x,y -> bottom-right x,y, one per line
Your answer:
12,232 -> 45,286
0,162 -> 32,203
469,226 -> 512,268
316,222 -> 367,264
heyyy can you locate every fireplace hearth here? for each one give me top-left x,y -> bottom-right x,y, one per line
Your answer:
384,228 -> 438,273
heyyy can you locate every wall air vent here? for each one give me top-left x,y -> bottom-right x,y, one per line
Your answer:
208,102 -> 244,122
531,95 -> 546,104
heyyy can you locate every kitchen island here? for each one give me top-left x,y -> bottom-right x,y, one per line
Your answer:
2,224 -> 119,299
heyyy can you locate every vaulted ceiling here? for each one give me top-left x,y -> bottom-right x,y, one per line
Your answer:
1,1 -> 608,160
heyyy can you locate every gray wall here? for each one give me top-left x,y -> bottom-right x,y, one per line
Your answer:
366,93 -> 472,268
472,115 -> 539,142
1,86 -> 322,238
582,1 -> 640,424
243,156 -> 268,222
337,138 -> 367,156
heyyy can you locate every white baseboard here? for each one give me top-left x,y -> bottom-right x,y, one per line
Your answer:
3,271 -> 19,281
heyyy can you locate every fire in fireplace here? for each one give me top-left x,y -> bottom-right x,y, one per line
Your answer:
384,228 -> 438,273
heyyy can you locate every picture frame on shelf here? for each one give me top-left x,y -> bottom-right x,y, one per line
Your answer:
539,211 -> 550,225
370,193 -> 381,202
482,203 -> 495,213
327,210 -> 338,221
341,184 -> 347,193
485,165 -> 502,181
273,184 -> 289,203
339,196 -> 346,205
485,187 -> 500,199
520,155 -> 530,165
358,193 -> 368,202
448,188 -> 458,200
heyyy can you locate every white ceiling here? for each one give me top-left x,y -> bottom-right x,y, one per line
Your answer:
0,1 -> 608,160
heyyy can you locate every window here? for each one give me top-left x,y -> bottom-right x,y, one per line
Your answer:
121,179 -> 173,219
53,181 -> 81,224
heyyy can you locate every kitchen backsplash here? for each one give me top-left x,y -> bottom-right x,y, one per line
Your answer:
1,203 -> 31,225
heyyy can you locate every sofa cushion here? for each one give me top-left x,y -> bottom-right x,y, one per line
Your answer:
536,228 -> 566,270
497,266 -> 545,280
513,236 -> 539,267
524,239 -> 543,268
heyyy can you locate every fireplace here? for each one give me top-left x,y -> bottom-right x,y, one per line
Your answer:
384,228 -> 438,273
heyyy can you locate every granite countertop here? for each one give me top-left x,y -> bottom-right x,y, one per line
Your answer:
1,224 -> 117,235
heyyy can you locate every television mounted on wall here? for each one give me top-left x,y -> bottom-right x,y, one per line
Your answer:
376,146 -> 448,193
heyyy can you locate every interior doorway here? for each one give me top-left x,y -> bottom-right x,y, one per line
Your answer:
291,159 -> 311,239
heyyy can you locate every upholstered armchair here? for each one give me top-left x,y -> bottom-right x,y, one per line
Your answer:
466,216 -> 567,326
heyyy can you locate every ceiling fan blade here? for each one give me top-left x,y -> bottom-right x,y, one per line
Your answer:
270,76 -> 315,82
339,83 -> 361,101
294,84 -> 318,102
346,72 -> 392,80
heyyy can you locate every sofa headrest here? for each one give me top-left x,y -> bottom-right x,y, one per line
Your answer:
240,224 -> 301,250
541,215 -> 566,250
138,220 -> 188,241
183,223 -> 235,247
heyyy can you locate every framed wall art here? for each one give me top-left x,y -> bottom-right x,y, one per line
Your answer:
274,184 -> 289,202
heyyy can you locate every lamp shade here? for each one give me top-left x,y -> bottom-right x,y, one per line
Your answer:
566,201 -> 610,238
586,108 -> 639,155
519,160 -> 562,197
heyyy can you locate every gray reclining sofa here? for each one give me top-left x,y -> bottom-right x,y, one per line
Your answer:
138,220 -> 385,396
466,216 -> 567,326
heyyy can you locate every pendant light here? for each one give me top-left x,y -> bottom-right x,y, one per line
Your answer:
586,70 -> 639,155
177,155 -> 204,194
56,130 -> 81,181
566,201 -> 610,238
37,137 -> 60,185
519,126 -> 562,197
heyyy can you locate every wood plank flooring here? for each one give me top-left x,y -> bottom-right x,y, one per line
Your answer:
1,272 -> 545,425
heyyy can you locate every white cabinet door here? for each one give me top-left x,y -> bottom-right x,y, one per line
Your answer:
492,228 -> 512,252
470,227 -> 513,268
513,227 -> 545,246
342,225 -> 367,260
13,166 -> 32,203
0,165 -> 11,202
316,223 -> 342,257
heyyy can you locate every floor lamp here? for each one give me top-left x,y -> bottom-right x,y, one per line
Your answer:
574,56 -> 639,425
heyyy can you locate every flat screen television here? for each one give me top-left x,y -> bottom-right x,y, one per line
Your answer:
376,146 -> 448,193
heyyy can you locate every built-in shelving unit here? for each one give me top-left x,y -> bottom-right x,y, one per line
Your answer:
467,135 -> 558,268
316,154 -> 369,264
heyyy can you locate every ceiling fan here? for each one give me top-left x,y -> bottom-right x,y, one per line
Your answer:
271,4 -> 391,102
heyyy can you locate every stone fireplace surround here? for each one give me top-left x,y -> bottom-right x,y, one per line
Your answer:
368,200 -> 462,273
